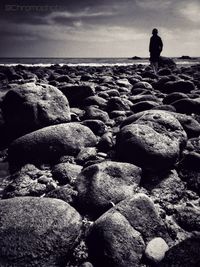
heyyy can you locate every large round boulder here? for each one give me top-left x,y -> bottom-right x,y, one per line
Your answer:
2,83 -> 71,138
117,110 -> 187,171
8,123 -> 97,167
0,197 -> 82,267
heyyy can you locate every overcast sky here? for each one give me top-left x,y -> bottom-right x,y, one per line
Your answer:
0,0 -> 199,57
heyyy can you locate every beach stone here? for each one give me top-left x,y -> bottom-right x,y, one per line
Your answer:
112,193 -> 170,242
129,94 -> 159,104
152,104 -> 176,112
117,123 -> 180,171
171,112 -> 200,138
81,120 -> 107,136
158,68 -> 172,76
2,83 -> 71,138
97,132 -> 114,152
147,170 -> 185,205
163,92 -> 189,105
59,84 -> 95,106
76,161 -> 142,217
8,123 -> 97,167
145,237 -> 169,263
107,97 -> 131,112
106,89 -> 120,97
84,106 -> 110,122
174,205 -> 200,231
171,98 -> 200,114
46,184 -> 78,204
56,75 -> 71,83
76,147 -> 97,165
163,80 -> 195,94
132,81 -> 152,90
0,197 -> 82,267
160,236 -> 200,267
83,96 -> 107,108
2,173 -> 47,198
131,100 -> 159,113
87,211 -> 145,267
51,162 -> 82,185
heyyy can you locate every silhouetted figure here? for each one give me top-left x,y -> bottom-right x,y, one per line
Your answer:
149,28 -> 163,73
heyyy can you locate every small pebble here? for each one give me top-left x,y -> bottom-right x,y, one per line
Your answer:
145,237 -> 169,263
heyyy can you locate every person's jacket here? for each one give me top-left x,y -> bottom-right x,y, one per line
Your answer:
149,35 -> 163,53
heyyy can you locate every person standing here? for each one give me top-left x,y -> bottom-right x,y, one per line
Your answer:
149,28 -> 163,73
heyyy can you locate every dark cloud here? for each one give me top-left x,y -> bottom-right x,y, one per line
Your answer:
0,0 -> 199,57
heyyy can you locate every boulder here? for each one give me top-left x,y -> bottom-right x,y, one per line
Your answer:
59,84 -> 95,106
76,161 -> 142,217
111,193 -> 170,242
84,106 -> 110,123
160,236 -> 200,267
52,162 -> 82,185
8,123 -> 97,167
0,197 -> 82,267
117,123 -> 181,171
163,80 -> 195,94
2,83 -> 71,138
87,211 -> 145,267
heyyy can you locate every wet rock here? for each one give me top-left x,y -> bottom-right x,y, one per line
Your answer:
97,132 -> 114,152
8,123 -> 97,167
171,113 -> 200,138
171,98 -> 200,114
158,68 -> 172,76
76,147 -> 97,165
107,97 -> 131,112
83,96 -> 107,108
117,123 -> 181,171
131,100 -> 160,113
160,236 -> 200,267
0,197 -> 82,267
59,84 -> 95,106
174,205 -> 200,231
146,170 -> 186,205
46,184 -> 78,204
76,161 -> 142,217
132,81 -> 153,90
81,120 -> 107,136
52,162 -> 82,185
163,80 -> 195,94
111,193 -> 170,242
163,92 -> 189,105
2,83 -> 71,138
145,237 -> 169,263
84,106 -> 110,122
87,211 -> 145,267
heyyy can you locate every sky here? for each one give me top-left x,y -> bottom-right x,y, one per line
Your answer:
0,0 -> 199,57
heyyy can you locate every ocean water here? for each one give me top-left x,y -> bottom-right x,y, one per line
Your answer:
0,57 -> 200,67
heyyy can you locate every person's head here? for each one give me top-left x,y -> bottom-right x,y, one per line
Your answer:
152,28 -> 158,35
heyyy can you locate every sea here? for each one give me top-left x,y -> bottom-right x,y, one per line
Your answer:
0,57 -> 200,67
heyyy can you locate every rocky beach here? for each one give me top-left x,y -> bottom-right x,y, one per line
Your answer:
0,59 -> 200,267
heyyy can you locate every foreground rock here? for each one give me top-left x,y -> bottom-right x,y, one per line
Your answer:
117,110 -> 187,171
76,161 -> 142,217
87,211 -> 145,267
8,123 -> 97,167
0,197 -> 82,267
2,83 -> 71,139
